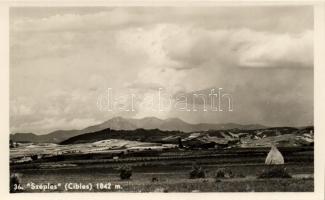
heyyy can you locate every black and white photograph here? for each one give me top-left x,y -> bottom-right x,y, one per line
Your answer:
7,5 -> 318,194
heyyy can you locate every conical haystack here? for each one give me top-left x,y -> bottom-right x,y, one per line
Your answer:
265,145 -> 284,165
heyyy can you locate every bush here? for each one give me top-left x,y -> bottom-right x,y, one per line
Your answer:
215,168 -> 234,178
118,165 -> 132,180
152,177 -> 159,182
235,173 -> 245,178
10,173 -> 22,193
258,166 -> 292,179
31,155 -> 38,161
55,154 -> 65,161
189,164 -> 206,179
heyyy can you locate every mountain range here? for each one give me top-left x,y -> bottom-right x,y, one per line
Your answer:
10,116 -> 266,143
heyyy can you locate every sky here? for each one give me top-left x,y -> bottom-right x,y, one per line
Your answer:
10,6 -> 314,134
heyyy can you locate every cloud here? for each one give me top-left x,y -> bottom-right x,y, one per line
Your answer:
9,7 -> 314,133
239,30 -> 313,68
11,104 -> 32,116
163,28 -> 313,69
11,8 -> 313,68
11,10 -> 130,33
10,116 -> 101,134
126,81 -> 164,91
168,67 -> 313,126
11,6 -> 313,33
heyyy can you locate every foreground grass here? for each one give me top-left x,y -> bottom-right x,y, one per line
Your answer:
121,178 -> 314,192
16,169 -> 313,192
11,147 -> 314,192
17,176 -> 313,192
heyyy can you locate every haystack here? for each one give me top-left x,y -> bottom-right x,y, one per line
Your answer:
265,145 -> 284,165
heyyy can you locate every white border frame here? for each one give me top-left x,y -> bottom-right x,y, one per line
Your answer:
0,1 -> 324,200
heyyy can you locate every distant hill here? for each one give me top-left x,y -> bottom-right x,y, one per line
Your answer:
60,126 -> 314,148
60,128 -> 185,145
10,133 -> 41,143
10,130 -> 81,143
10,116 -> 267,143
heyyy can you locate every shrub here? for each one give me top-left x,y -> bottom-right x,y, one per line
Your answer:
152,177 -> 159,182
178,137 -> 184,148
9,140 -> 15,148
235,173 -> 245,178
31,155 -> 38,161
118,165 -> 132,180
10,173 -> 22,193
258,166 -> 292,179
215,168 -> 234,178
215,178 -> 222,183
189,163 -> 206,179
55,154 -> 65,161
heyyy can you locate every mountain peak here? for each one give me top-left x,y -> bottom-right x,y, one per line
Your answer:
165,117 -> 186,122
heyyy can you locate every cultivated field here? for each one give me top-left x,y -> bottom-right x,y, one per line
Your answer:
10,146 -> 314,192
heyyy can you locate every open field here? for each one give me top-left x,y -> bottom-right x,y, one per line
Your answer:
10,146 -> 314,192
13,166 -> 314,192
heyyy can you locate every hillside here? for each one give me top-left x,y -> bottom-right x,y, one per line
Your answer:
60,126 -> 314,148
60,128 -> 185,145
